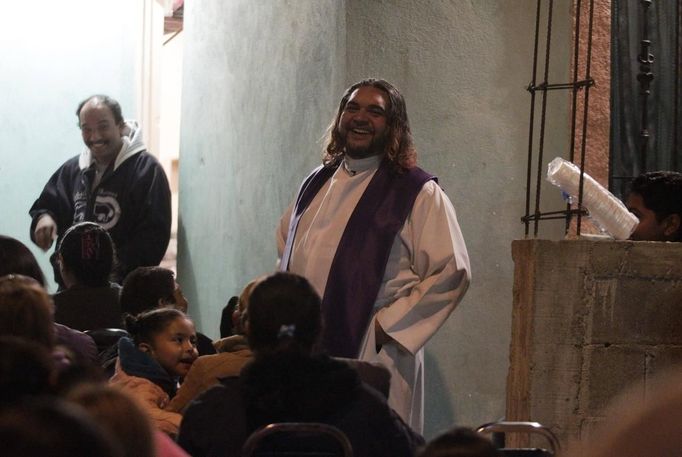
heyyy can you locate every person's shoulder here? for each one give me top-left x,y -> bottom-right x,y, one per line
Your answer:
186,375 -> 241,412
53,155 -> 83,175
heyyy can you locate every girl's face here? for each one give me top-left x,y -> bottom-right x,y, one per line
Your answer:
147,317 -> 198,377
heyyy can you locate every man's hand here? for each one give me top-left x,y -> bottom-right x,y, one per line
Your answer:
34,214 -> 57,251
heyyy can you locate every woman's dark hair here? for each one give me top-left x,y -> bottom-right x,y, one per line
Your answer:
0,336 -> 55,406
123,307 -> 186,346
0,235 -> 46,287
0,275 -> 55,349
57,222 -> 116,287
120,267 -> 175,315
246,272 -> 322,354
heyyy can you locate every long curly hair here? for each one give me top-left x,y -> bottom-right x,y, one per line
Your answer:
323,78 -> 417,171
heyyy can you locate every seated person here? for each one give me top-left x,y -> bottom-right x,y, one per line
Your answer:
169,276 -> 391,413
0,397 -> 120,457
68,383 -> 190,457
167,278 -> 260,413
0,236 -> 97,365
120,267 -> 215,356
626,171 -> 682,241
53,222 -> 122,331
177,272 -> 424,457
0,336 -> 55,407
110,308 -> 198,436
417,427 -> 502,457
219,295 -> 239,339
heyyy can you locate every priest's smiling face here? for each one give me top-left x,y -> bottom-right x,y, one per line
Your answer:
338,86 -> 389,159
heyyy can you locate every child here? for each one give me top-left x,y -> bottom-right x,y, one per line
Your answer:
53,221 -> 122,331
110,308 -> 198,436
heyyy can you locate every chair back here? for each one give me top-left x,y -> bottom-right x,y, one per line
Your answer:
476,421 -> 560,457
241,422 -> 353,457
84,328 -> 129,355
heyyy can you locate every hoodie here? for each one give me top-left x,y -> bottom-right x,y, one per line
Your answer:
29,121 -> 171,282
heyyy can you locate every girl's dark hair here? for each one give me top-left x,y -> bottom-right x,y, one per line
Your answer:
0,235 -> 46,287
57,222 -> 116,287
123,307 -> 187,346
246,272 -> 322,354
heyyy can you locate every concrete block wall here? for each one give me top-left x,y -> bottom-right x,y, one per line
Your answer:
507,239 -> 682,447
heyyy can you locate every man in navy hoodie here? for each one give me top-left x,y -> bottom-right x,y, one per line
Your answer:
29,95 -> 171,285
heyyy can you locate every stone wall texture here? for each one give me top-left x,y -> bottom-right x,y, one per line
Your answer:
507,239 -> 682,448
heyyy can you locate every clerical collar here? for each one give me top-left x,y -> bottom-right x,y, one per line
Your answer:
342,154 -> 382,176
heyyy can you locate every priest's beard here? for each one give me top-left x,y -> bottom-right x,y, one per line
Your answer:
343,136 -> 388,160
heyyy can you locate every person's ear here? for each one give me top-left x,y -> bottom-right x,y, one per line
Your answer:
663,214 -> 681,239
138,343 -> 153,354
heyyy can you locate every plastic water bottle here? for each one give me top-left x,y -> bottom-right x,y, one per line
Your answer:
546,157 -> 638,240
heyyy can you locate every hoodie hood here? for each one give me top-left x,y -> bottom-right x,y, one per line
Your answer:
240,353 -> 361,428
78,120 -> 146,171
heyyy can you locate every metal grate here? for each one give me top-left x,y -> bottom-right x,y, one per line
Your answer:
522,0 -> 596,237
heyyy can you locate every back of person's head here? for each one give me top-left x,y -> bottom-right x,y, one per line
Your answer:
0,274 -> 55,348
123,307 -> 186,346
232,276 -> 265,335
628,171 -> 682,241
0,235 -> 46,286
68,384 -> 154,457
0,397 -> 122,457
418,427 -> 502,457
0,336 -> 55,406
56,222 -> 116,287
120,266 -> 175,315
246,272 -> 322,354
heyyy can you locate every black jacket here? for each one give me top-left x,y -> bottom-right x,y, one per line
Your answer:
29,122 -> 171,283
178,353 -> 424,457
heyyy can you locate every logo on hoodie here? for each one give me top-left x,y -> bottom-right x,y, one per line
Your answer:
73,191 -> 121,230
92,194 -> 122,230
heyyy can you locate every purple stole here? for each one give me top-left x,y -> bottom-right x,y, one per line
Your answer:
280,158 -> 436,358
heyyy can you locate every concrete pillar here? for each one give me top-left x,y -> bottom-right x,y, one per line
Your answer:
507,239 -> 682,447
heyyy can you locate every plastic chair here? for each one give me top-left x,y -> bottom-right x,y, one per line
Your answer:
241,422 -> 353,457
84,328 -> 129,355
476,421 -> 560,457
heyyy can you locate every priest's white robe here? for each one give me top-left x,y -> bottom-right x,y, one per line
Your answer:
277,155 -> 470,433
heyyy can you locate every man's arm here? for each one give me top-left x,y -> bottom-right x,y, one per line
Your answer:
28,161 -> 78,250
373,180 -> 471,355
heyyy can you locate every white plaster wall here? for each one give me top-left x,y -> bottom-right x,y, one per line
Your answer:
178,0 -> 571,438
0,0 -> 141,291
177,0 -> 346,328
